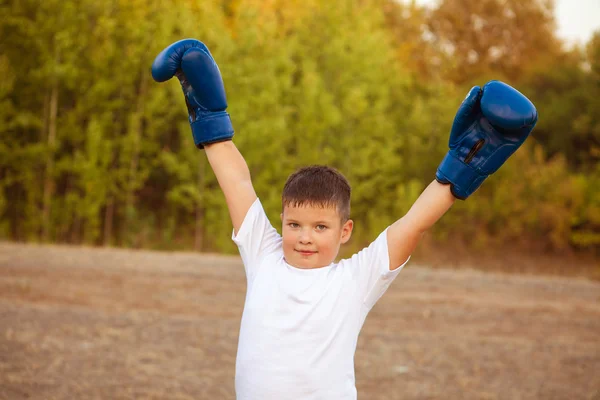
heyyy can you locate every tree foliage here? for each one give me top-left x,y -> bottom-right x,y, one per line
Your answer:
0,0 -> 597,256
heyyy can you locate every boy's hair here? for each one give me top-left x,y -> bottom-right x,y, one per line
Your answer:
282,165 -> 351,222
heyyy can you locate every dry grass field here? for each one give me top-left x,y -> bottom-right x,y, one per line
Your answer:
0,241 -> 598,400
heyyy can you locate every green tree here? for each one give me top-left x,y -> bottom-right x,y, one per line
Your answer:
523,32 -> 600,170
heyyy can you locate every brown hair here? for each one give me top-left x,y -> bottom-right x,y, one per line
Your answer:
282,165 -> 351,222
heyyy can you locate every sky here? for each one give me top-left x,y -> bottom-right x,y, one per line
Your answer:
414,0 -> 600,46
554,0 -> 600,45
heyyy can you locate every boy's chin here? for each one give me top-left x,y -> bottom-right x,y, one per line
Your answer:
285,253 -> 335,269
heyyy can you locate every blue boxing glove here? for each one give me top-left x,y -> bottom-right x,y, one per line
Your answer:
151,39 -> 233,148
436,80 -> 538,199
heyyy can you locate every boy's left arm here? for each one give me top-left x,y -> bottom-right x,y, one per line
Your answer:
387,180 -> 455,270
386,80 -> 538,270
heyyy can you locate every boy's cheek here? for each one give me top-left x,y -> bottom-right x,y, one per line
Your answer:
282,235 -> 295,250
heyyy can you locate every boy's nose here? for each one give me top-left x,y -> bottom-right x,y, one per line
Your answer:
298,230 -> 312,244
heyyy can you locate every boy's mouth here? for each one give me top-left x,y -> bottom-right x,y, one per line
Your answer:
295,249 -> 317,256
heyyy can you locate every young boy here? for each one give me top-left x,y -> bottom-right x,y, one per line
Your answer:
152,39 -> 537,399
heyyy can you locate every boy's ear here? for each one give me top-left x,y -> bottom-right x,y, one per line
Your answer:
340,219 -> 353,244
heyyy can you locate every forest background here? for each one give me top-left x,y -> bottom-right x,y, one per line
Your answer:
1,0 -> 598,273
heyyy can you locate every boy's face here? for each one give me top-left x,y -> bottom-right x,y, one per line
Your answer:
280,203 -> 353,269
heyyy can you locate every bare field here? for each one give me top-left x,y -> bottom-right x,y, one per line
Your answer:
0,242 -> 598,400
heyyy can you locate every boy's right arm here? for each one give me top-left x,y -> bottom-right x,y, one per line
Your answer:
151,39 -> 257,234
205,141 -> 257,235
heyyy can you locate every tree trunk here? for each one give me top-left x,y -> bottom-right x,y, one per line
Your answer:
104,197 -> 114,247
42,92 -> 49,141
42,84 -> 58,242
124,75 -> 147,245
194,156 -> 206,251
71,215 -> 80,244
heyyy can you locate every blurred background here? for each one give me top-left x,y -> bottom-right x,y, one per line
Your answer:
0,0 -> 598,273
1,2 -> 600,399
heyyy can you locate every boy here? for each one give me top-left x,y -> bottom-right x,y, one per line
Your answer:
151,39 -> 537,399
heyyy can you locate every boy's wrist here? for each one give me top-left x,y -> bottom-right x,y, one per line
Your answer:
205,140 -> 251,180
204,140 -> 232,150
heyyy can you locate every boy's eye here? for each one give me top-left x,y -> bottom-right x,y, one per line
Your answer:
316,225 -> 327,231
289,223 -> 300,228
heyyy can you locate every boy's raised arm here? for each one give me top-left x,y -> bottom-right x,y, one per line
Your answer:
151,39 -> 257,234
205,141 -> 257,234
387,81 -> 538,270
387,180 -> 454,269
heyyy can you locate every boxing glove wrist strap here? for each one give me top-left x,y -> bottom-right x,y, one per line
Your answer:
436,151 -> 488,200
191,112 -> 234,149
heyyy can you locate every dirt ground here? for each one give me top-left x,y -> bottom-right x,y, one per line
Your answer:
0,241 -> 598,400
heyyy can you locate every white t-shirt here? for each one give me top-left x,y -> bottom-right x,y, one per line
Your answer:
232,199 -> 409,400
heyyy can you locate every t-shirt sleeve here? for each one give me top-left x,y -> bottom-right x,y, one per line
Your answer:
346,228 -> 410,310
232,198 -> 282,282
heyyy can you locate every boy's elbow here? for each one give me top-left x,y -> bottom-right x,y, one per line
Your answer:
388,217 -> 427,249
398,215 -> 430,236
